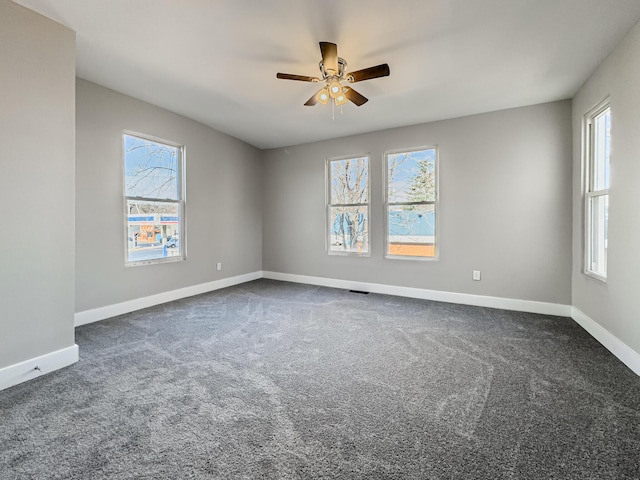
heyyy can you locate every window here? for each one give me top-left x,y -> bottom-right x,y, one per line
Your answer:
327,155 -> 369,255
584,99 -> 611,280
124,132 -> 185,265
385,147 -> 438,259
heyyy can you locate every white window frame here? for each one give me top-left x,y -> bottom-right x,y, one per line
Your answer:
583,98 -> 610,282
123,130 -> 186,267
326,154 -> 371,256
384,146 -> 439,261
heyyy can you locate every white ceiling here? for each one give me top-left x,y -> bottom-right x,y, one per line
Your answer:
13,0 -> 640,149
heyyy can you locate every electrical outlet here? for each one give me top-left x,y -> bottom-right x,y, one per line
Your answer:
216,262 -> 222,271
472,270 -> 481,281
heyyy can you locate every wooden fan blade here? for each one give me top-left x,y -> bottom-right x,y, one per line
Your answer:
319,42 -> 338,74
304,88 -> 325,106
346,63 -> 390,83
343,86 -> 368,106
277,73 -> 320,82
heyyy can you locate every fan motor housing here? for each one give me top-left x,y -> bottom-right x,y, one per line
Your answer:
319,57 -> 347,80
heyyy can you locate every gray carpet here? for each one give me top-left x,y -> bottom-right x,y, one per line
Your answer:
1,279 -> 639,479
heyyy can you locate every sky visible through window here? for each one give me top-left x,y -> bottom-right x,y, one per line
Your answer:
387,149 -> 436,203
124,134 -> 179,200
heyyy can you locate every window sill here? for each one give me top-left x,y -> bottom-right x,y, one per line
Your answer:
327,250 -> 371,258
126,256 -> 185,268
384,254 -> 439,262
584,270 -> 607,284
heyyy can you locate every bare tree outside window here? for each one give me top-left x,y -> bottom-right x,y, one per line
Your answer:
327,156 -> 369,254
125,138 -> 179,200
124,133 -> 184,264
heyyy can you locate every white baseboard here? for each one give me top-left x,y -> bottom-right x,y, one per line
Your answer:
0,344 -> 79,392
75,270 -> 570,327
572,307 -> 640,376
74,271 -> 262,327
262,271 -> 572,317
71,270 -> 640,378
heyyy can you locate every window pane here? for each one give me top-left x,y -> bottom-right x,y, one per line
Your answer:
387,149 -> 436,203
388,204 -> 435,257
589,194 -> 608,276
127,200 -> 181,263
124,134 -> 180,200
330,157 -> 368,204
593,108 -> 610,191
329,206 -> 368,253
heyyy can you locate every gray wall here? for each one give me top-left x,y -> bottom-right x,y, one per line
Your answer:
262,101 -> 573,304
572,21 -> 640,353
75,79 -> 262,312
0,1 -> 76,367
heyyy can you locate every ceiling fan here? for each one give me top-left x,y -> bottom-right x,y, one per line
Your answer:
277,42 -> 390,108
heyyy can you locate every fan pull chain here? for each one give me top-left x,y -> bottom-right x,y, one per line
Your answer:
332,100 -> 335,121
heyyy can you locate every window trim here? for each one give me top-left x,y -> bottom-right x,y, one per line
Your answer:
123,130 -> 186,267
583,98 -> 610,282
383,145 -> 439,261
325,153 -> 371,257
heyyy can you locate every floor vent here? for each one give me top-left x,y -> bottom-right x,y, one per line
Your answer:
349,290 -> 369,294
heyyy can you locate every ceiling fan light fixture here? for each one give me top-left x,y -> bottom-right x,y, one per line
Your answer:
316,88 -> 330,105
328,80 -> 342,98
335,91 -> 348,106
